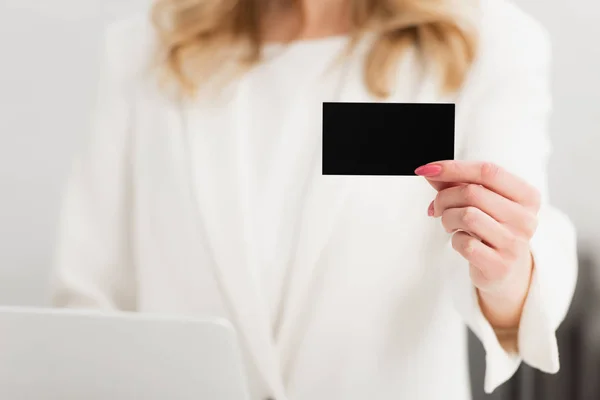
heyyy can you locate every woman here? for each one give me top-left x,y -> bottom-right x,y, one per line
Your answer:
51,0 -> 578,399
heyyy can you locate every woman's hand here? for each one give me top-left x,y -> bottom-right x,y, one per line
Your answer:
416,161 -> 540,331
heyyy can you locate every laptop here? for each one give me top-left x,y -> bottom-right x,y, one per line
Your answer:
0,307 -> 250,400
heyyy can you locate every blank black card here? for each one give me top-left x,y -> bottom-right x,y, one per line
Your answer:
322,102 -> 455,176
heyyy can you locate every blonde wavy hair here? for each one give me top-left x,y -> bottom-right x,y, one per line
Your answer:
151,0 -> 479,99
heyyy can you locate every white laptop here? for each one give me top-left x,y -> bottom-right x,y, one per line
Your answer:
0,307 -> 250,400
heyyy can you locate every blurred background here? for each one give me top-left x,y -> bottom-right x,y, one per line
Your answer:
0,0 -> 598,399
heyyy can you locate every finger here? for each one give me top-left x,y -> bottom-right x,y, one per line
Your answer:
433,184 -> 538,237
416,161 -> 540,209
425,179 -> 462,192
451,231 -> 510,286
441,206 -> 517,252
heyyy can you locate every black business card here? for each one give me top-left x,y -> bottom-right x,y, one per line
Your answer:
322,102 -> 455,176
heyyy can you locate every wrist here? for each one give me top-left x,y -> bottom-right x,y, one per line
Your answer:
477,251 -> 535,330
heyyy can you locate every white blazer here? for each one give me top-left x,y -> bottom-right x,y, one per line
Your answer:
52,1 -> 577,399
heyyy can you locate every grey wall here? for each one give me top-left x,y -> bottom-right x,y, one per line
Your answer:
514,0 -> 600,258
0,0 -> 598,307
0,0 -> 147,306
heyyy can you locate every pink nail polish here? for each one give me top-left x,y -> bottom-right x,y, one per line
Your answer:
415,164 -> 442,177
427,200 -> 435,217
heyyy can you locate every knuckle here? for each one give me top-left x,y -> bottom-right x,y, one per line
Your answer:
524,214 -> 539,238
515,234 -> 530,250
452,232 -> 475,255
495,260 -> 512,280
461,207 -> 479,228
504,235 -> 528,261
451,232 -> 466,251
504,238 -> 521,259
507,233 -> 520,248
530,189 -> 542,210
464,237 -> 478,254
441,211 -> 453,233
480,162 -> 501,182
461,184 -> 481,204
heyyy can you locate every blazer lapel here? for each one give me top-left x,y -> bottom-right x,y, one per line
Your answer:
274,49 -> 366,380
179,83 -> 287,398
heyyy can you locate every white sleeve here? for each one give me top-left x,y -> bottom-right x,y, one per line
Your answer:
450,15 -> 578,394
50,25 -> 138,311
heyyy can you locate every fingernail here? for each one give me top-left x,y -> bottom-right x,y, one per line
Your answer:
415,164 -> 442,177
427,200 -> 435,217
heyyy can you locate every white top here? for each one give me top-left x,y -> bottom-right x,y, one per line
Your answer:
52,1 -> 578,399
242,38 -> 348,331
